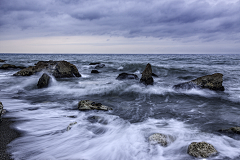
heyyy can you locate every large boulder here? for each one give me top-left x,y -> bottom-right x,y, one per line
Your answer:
116,73 -> 139,80
173,73 -> 224,91
148,133 -> 168,146
13,60 -> 81,78
0,59 -> 6,62
78,100 -> 113,111
0,64 -> 25,69
140,63 -> 154,85
219,127 -> 240,134
187,142 -> 217,158
37,73 -> 51,88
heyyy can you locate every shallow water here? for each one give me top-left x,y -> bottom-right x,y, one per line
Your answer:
0,54 -> 240,160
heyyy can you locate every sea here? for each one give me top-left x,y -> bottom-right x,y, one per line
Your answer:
0,54 -> 240,160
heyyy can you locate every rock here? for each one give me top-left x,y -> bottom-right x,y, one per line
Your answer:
67,122 -> 77,131
0,59 -> 6,62
116,73 -> 139,80
0,64 -> 25,69
95,64 -> 105,69
218,127 -> 240,134
37,73 -> 51,88
0,102 -> 6,122
91,70 -> 100,74
140,63 -> 154,85
187,142 -> 217,158
13,60 -> 81,78
148,133 -> 168,146
89,62 -> 101,65
173,73 -> 224,91
78,100 -> 113,111
152,73 -> 158,77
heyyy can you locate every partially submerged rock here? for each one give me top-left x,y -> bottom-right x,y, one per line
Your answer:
0,64 -> 25,69
140,63 -> 154,85
89,62 -> 101,65
13,60 -> 81,78
148,133 -> 168,146
0,59 -> 6,62
116,73 -> 139,80
91,70 -> 100,74
37,73 -> 51,88
219,127 -> 240,134
173,73 -> 224,91
67,122 -> 77,131
95,64 -> 105,69
187,142 -> 217,158
0,102 -> 6,122
78,100 -> 113,111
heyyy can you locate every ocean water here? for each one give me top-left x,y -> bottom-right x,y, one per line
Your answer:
0,54 -> 240,160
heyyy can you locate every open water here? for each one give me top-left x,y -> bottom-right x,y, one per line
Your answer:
0,54 -> 240,160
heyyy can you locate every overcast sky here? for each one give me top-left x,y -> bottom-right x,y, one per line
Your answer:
0,0 -> 239,54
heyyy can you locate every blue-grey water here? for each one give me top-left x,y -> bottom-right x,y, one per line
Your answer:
0,54 -> 240,160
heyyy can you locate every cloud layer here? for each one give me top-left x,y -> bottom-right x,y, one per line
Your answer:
0,0 -> 240,42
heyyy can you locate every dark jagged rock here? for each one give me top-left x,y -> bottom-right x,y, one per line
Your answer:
140,63 -> 154,85
95,64 -> 105,69
0,64 -> 25,69
78,100 -> 113,111
188,142 -> 217,158
89,62 -> 101,65
0,102 -> 6,122
218,127 -> 240,134
91,70 -> 100,74
173,73 -> 224,91
13,60 -> 81,78
37,73 -> 51,88
116,73 -> 139,80
0,59 -> 6,62
152,73 -> 158,77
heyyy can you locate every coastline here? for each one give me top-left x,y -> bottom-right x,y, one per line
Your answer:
0,118 -> 21,160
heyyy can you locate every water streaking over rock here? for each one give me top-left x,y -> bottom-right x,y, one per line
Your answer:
0,54 -> 240,160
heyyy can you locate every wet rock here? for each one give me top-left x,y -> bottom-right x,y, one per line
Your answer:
173,73 -> 224,91
13,60 -> 81,78
91,70 -> 100,74
0,102 -> 6,122
116,73 -> 139,80
0,59 -> 6,62
152,73 -> 158,77
78,100 -> 113,111
0,64 -> 25,69
218,127 -> 240,134
187,141 -> 217,158
89,62 -> 101,65
87,116 -> 108,124
67,122 -> 77,131
37,73 -> 51,88
140,63 -> 154,85
148,133 -> 168,146
95,64 -> 105,69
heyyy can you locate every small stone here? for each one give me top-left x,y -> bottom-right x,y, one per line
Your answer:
95,64 -> 105,69
116,73 -> 139,80
187,141 -> 217,158
37,73 -> 51,88
67,122 -> 77,131
89,62 -> 101,65
78,100 -> 113,111
91,70 -> 100,73
148,133 -> 168,146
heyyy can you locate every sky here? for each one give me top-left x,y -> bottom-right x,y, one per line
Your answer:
0,0 -> 240,54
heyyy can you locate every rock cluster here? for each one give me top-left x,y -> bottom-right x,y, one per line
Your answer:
78,100 -> 113,111
140,63 -> 154,85
13,60 -> 81,78
173,73 -> 224,91
187,141 -> 217,158
116,73 -> 139,80
37,73 -> 51,88
0,64 -> 25,69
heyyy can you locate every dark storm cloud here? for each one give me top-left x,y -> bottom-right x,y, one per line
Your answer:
0,0 -> 240,41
